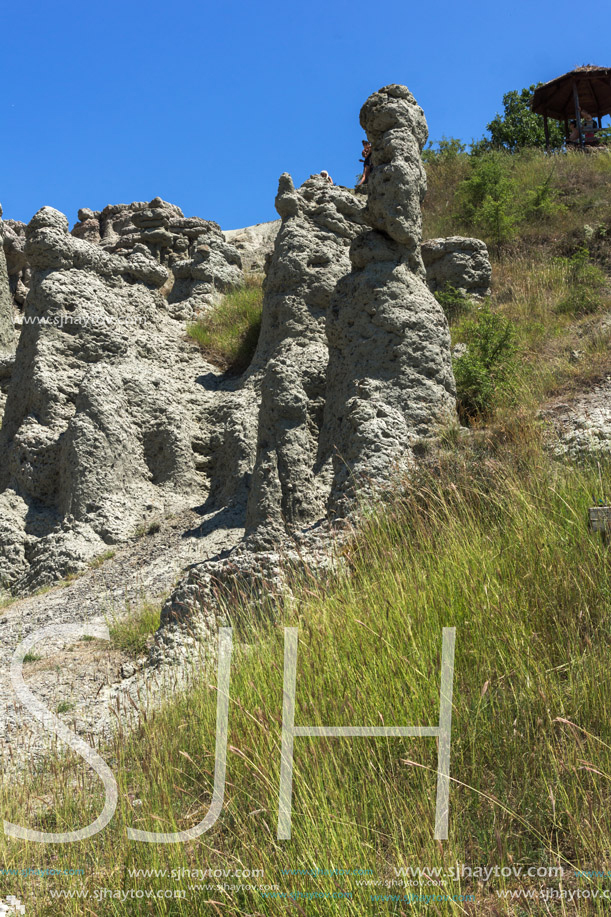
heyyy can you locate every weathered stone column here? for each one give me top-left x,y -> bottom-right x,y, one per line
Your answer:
319,85 -> 456,514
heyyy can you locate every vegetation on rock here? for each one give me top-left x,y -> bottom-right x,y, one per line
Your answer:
187,275 -> 263,373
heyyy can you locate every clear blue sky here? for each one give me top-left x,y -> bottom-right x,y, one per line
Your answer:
2,0 -> 610,230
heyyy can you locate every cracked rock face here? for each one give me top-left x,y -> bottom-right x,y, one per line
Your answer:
320,84 -> 456,513
245,174 -> 367,544
72,197 -> 243,319
0,206 -> 233,593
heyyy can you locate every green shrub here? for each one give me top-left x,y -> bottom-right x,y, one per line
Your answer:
108,599 -> 161,657
524,167 -> 567,222
457,153 -> 517,251
433,283 -> 472,324
555,246 -> 607,316
453,304 -> 517,420
422,135 -> 466,163
187,275 -> 263,373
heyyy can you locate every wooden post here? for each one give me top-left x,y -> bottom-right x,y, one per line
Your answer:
543,114 -> 550,151
589,506 -> 611,545
564,115 -> 569,144
573,82 -> 584,148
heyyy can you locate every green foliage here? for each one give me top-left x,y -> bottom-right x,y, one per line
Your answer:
524,172 -> 566,221
477,84 -> 565,152
421,135 -> 466,163
433,283 -> 472,324
555,246 -> 607,315
187,275 -> 263,374
457,152 -> 517,250
108,599 -> 161,657
56,701 -> 74,714
453,303 -> 517,420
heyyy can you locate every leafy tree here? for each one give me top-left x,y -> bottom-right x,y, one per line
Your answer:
476,85 -> 565,153
457,153 -> 517,251
422,135 -> 467,163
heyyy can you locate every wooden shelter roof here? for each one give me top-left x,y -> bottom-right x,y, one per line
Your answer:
531,66 -> 611,120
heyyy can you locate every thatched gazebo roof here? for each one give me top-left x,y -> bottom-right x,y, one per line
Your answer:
531,65 -> 611,120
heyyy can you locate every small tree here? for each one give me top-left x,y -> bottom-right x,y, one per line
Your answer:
476,85 -> 565,153
453,304 -> 517,420
457,153 -> 517,252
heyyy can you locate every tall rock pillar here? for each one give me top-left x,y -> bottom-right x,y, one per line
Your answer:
320,85 -> 456,514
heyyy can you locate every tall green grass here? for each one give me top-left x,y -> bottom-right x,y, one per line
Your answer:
188,276 -> 263,374
3,442 -> 611,915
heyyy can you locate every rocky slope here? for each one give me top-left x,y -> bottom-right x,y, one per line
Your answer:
0,85 -> 481,616
0,205 -> 244,593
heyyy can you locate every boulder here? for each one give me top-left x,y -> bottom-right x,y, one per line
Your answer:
421,236 -> 491,297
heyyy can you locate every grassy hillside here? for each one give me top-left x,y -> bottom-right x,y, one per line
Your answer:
2,151 -> 611,916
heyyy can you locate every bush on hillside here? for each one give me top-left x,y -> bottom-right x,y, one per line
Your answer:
421,135 -> 466,163
457,152 -> 517,251
453,303 -> 517,420
433,283 -> 473,324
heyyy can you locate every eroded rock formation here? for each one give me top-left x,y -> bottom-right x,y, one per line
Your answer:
246,84 -> 456,542
72,197 -> 243,318
0,245 -> 14,355
0,86 -> 459,603
244,174 -> 368,544
224,220 -> 280,274
321,85 -> 456,512
0,206 -> 243,592
0,209 -> 29,312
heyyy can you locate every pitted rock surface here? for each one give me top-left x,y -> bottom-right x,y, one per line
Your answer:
0,207 -> 239,593
224,220 -> 280,274
0,212 -> 29,314
72,197 -> 243,319
421,236 -> 491,297
321,85 -> 456,513
245,174 -> 367,544
0,244 -> 14,355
